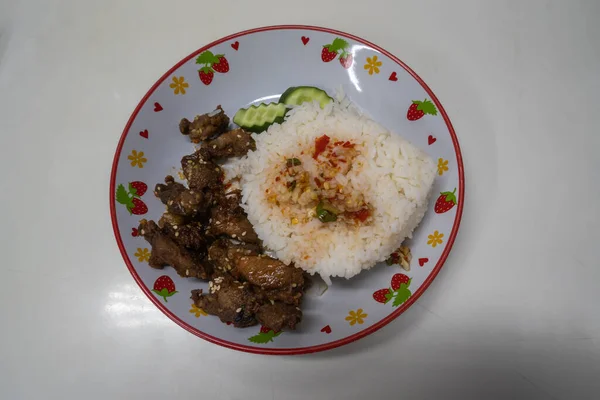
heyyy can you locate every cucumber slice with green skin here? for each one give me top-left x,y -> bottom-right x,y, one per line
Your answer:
279,86 -> 333,108
233,102 -> 288,133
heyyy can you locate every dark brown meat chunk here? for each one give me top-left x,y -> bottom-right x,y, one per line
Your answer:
138,220 -> 212,279
154,176 -> 186,205
181,152 -> 223,191
160,219 -> 207,253
213,189 -> 244,212
237,255 -> 304,290
201,128 -> 256,159
191,276 -> 260,328
179,106 -> 229,143
171,190 -> 206,216
207,238 -> 260,275
256,302 -> 302,332
207,204 -> 260,244
154,176 -> 208,218
157,212 -> 186,229
148,253 -> 168,269
257,287 -> 303,307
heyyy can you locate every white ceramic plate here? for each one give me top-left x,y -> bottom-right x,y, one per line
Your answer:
110,25 -> 464,354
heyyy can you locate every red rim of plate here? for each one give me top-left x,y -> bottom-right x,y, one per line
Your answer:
110,25 -> 465,355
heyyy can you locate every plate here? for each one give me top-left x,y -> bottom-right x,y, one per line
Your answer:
110,25 -> 464,354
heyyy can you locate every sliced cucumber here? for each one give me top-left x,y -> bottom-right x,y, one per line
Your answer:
279,86 -> 333,108
233,102 -> 288,133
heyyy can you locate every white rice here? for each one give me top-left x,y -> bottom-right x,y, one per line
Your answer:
223,98 -> 436,283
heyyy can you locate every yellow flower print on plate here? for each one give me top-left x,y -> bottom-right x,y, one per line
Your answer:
128,150 -> 147,168
345,308 -> 368,326
427,231 -> 444,248
364,55 -> 382,75
169,76 -> 189,95
134,248 -> 150,262
189,304 -> 208,318
437,158 -> 449,176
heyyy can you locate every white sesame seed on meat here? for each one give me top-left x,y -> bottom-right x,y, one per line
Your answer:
235,308 -> 242,313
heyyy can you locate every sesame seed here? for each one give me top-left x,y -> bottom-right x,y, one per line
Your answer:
235,308 -> 242,313
237,135 -> 241,138
292,283 -> 297,287
156,187 -> 161,191
168,200 -> 173,205
238,286 -> 244,289
215,221 -> 221,225
173,225 -> 178,230
246,142 -> 250,145
175,232 -> 179,237
215,168 -> 220,172
231,234 -> 236,238
296,307 -> 301,311
140,229 -> 145,235
241,231 -> 246,236
185,269 -> 189,276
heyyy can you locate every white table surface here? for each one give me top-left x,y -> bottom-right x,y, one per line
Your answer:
1,0 -> 599,399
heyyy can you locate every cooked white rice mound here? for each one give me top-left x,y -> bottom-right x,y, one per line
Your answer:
223,99 -> 436,283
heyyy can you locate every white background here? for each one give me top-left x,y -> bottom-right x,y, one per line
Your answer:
1,0 -> 599,399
